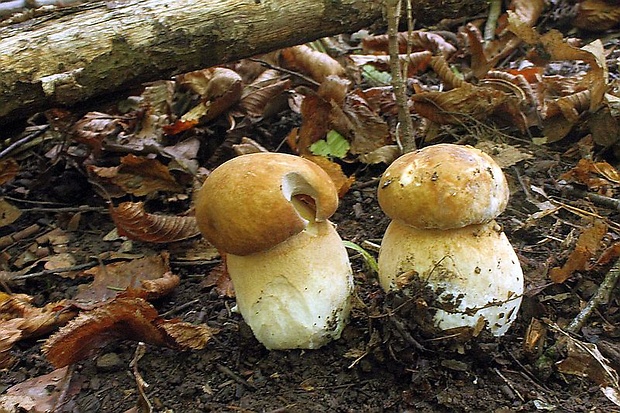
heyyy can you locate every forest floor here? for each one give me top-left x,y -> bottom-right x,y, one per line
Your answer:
1,2 -> 620,412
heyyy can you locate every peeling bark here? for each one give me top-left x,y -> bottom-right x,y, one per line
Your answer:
0,0 -> 486,124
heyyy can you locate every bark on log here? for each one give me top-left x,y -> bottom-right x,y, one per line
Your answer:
0,0 -> 487,125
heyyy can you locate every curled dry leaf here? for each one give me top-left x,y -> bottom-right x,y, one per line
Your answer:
42,297 -> 217,368
89,153 -> 183,197
349,51 -> 432,76
0,293 -> 77,368
280,44 -> 345,84
411,83 -> 521,126
72,111 -> 132,154
110,201 -> 200,243
549,220 -> 608,284
428,55 -> 464,89
175,67 -> 243,124
574,0 -> 620,32
240,69 -> 291,118
0,158 -> 19,185
72,254 -> 179,308
362,31 -> 456,59
560,158 -> 620,193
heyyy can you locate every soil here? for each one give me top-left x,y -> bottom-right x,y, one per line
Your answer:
1,6 -> 620,413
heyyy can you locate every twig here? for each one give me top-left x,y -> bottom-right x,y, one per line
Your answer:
0,125 -> 49,160
10,261 -> 98,281
160,299 -> 200,318
386,0 -> 416,153
494,367 -> 525,402
248,57 -> 320,88
557,183 -> 620,212
216,363 -> 257,390
0,223 -> 41,248
484,0 -> 502,43
566,258 -> 620,334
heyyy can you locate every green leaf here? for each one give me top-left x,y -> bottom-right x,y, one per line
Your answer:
309,130 -> 350,159
343,240 -> 379,275
361,64 -> 392,86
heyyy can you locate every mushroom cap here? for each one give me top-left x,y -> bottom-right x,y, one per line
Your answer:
378,144 -> 509,229
378,220 -> 523,336
227,220 -> 353,350
194,153 -> 338,256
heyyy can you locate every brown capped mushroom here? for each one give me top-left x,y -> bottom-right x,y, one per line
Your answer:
194,153 -> 353,350
377,144 -> 523,337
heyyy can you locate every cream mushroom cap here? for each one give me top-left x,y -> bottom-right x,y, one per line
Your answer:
378,144 -> 509,230
194,153 -> 338,256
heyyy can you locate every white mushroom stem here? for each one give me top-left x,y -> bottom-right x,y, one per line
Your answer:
227,220 -> 353,350
378,220 -> 523,336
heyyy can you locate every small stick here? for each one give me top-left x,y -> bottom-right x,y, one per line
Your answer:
494,367 -> 525,402
566,258 -> 620,334
216,363 -> 257,390
557,183 -> 620,212
484,0 -> 502,43
10,261 -> 98,281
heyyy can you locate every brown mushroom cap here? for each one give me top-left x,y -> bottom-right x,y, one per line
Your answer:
194,153 -> 338,256
378,144 -> 509,229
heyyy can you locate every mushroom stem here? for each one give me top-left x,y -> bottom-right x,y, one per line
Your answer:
227,220 -> 353,350
379,219 -> 523,336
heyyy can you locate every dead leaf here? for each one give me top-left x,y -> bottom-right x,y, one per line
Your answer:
72,254 -> 179,308
302,154 -> 355,197
362,31 -> 456,59
0,158 -> 19,186
349,51 -> 433,75
280,44 -> 345,83
240,69 -> 291,118
110,201 -> 200,243
0,367 -> 82,413
574,0 -> 620,32
88,154 -> 182,197
42,297 -> 217,368
0,198 -> 21,228
560,158 -> 620,193
549,220 -> 607,283
177,67 -> 243,124
202,258 -> 235,298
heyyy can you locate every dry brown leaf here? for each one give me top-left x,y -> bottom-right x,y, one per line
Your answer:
549,220 -> 608,283
0,293 -> 77,368
411,84 -> 514,124
202,256 -> 235,298
0,366 -> 82,413
508,13 -> 606,112
302,154 -> 355,197
73,253 -> 178,308
110,201 -> 200,243
240,69 -> 291,117
560,158 -> 620,193
280,45 -> 345,83
0,198 -> 21,228
428,55 -> 464,89
158,320 -> 219,350
88,154 -> 182,197
349,51 -> 432,75
362,31 -> 456,59
177,67 -> 243,123
43,297 -> 217,368
72,111 -> 134,154
574,0 -> 620,32
0,158 -> 19,186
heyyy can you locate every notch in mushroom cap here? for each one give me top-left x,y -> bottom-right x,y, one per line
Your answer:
194,152 -> 339,256
378,144 -> 509,230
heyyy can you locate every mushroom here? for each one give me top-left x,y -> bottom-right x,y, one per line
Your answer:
194,153 -> 353,350
377,144 -> 523,337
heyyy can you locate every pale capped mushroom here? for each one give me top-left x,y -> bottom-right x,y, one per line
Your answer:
194,153 -> 353,350
377,144 -> 523,337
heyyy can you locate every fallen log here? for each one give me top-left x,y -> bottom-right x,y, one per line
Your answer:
0,0 -> 487,124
